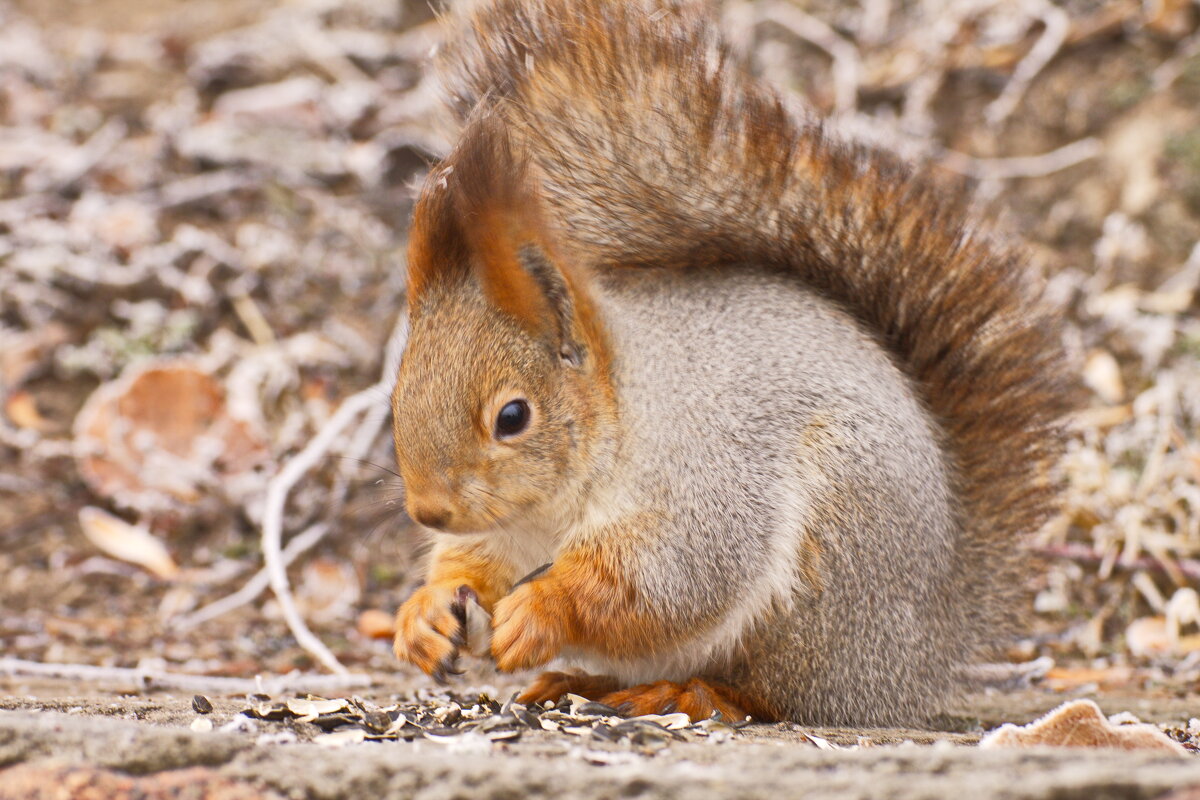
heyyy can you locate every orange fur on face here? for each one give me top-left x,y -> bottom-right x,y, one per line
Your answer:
394,112 -> 618,541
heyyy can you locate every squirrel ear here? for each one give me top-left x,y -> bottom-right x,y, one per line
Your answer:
456,118 -> 586,364
507,243 -> 585,366
469,205 -> 585,366
405,114 -> 590,365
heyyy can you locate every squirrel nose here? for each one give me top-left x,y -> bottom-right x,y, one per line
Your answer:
409,502 -> 454,531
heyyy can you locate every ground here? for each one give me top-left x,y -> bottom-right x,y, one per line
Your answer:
2,0 -> 1200,797
1,679 -> 1199,799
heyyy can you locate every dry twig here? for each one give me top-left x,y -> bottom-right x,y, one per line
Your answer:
258,311 -> 409,674
174,523 -> 329,632
1033,542 -> 1200,584
984,1 -> 1070,126
939,137 -> 1103,180
0,657 -> 374,695
756,0 -> 861,115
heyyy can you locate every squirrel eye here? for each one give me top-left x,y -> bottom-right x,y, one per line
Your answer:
494,399 -> 531,439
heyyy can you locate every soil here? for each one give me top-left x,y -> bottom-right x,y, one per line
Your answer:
2,679 -> 1199,800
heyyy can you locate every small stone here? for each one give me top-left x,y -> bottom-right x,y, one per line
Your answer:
312,713 -> 359,731
190,716 -> 213,732
485,727 -> 522,742
591,724 -> 621,742
433,703 -> 462,726
249,703 -> 288,721
192,695 -> 213,714
627,712 -> 691,730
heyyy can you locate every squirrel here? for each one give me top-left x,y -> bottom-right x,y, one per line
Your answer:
389,0 -> 1077,725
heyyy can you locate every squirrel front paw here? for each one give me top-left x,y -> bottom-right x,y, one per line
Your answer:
394,583 -> 480,682
490,580 -> 566,672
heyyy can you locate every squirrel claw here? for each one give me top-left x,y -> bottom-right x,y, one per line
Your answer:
598,679 -> 761,723
431,655 -> 464,684
517,671 -> 621,706
393,584 -> 466,679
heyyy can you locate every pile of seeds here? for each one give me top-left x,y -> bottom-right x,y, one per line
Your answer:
222,690 -> 748,750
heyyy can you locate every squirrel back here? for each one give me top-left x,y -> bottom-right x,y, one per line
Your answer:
391,0 -> 1077,724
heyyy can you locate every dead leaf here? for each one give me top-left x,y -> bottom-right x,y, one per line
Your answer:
73,360 -> 270,515
1144,0 -> 1194,37
1042,665 -> 1136,691
356,609 -> 394,640
1083,350 -> 1125,404
979,699 -> 1187,754
5,390 -> 54,431
0,324 -> 69,389
1126,616 -> 1176,657
78,506 -> 179,579
297,558 -> 360,623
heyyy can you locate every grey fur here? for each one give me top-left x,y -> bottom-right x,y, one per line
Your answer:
573,267 -> 961,725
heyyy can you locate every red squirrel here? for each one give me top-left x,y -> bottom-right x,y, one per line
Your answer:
389,0 -> 1076,724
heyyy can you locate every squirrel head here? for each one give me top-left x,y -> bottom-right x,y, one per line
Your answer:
392,115 -> 615,535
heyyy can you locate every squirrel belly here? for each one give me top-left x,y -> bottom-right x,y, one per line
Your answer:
565,267 -> 961,724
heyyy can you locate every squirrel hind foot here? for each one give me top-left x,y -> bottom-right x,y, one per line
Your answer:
517,670 -> 621,706
599,678 -> 767,724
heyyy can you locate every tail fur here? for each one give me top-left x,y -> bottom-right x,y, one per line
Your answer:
436,0 -> 1077,656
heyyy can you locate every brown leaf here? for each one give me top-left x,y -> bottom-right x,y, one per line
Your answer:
979,700 -> 1187,754
78,506 -> 179,580
356,609 -> 395,640
1042,666 -> 1136,691
72,360 -> 270,514
5,390 -> 54,431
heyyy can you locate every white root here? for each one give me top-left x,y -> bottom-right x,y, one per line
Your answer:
939,136 -> 1102,180
984,1 -> 1069,126
757,0 -> 861,116
257,310 -> 409,674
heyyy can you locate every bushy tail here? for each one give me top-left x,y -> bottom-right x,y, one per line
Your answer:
438,0 -> 1078,650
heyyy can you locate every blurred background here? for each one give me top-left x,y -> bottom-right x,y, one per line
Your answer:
0,0 -> 1198,691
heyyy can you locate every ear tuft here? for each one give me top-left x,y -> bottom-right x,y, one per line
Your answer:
407,113 -> 588,362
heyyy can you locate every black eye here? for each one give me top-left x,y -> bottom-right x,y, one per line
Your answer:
495,399 -> 530,439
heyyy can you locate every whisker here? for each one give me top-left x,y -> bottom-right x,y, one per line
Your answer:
339,456 -> 404,481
